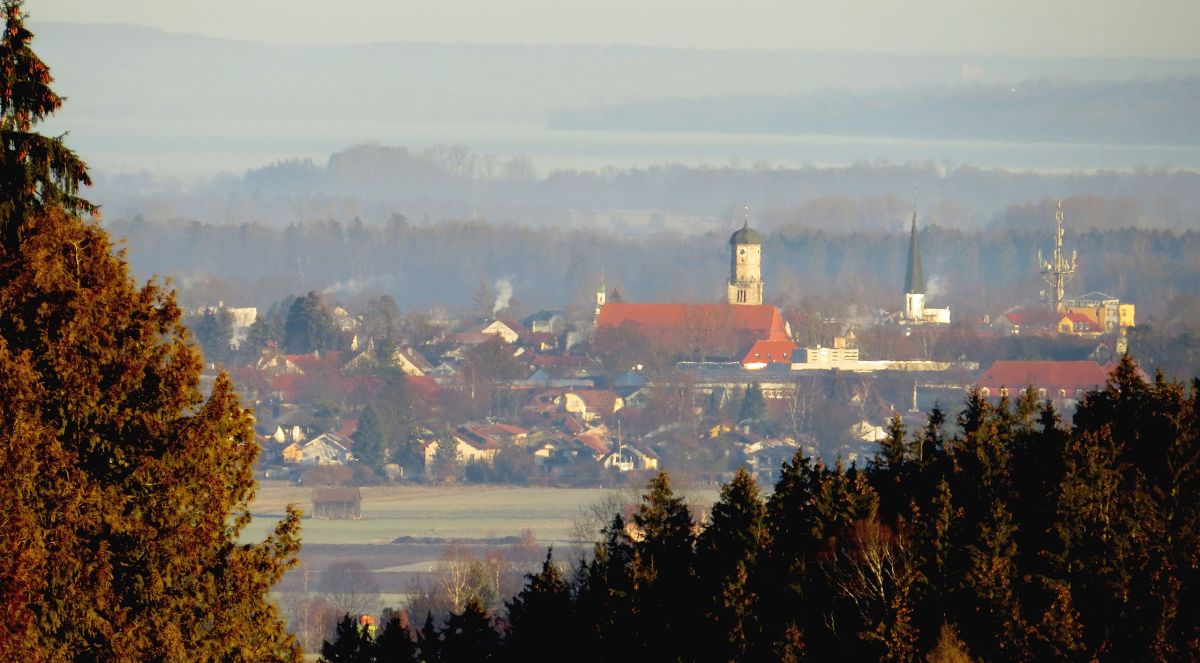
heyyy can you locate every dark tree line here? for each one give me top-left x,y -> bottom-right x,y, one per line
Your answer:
325,355 -> 1199,661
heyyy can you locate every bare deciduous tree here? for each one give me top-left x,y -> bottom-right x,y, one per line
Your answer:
319,559 -> 381,618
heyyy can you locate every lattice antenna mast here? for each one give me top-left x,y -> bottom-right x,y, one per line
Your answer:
1038,200 -> 1077,312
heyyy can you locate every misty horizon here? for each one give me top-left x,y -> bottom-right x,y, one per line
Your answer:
29,20 -> 1200,181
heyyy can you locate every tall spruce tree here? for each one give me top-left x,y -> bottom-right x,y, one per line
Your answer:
351,405 -> 387,471
375,611 -> 418,662
697,467 -> 769,661
416,612 -> 442,663
0,6 -> 300,658
440,599 -> 500,662
0,0 -> 95,252
320,615 -> 372,663
505,549 -> 573,660
623,473 -> 699,660
738,381 -> 766,423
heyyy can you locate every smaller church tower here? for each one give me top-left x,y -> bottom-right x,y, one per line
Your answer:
594,278 -> 607,322
727,210 -> 764,306
904,212 -> 926,322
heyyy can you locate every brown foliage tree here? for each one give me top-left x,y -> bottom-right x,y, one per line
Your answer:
0,208 -> 302,658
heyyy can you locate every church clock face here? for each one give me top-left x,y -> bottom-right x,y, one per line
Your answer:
739,248 -> 746,256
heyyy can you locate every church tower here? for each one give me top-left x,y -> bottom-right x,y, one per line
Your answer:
594,278 -> 607,322
904,211 -> 926,321
727,211 -> 764,306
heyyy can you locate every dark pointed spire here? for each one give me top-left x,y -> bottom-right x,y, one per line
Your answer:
904,212 -> 925,294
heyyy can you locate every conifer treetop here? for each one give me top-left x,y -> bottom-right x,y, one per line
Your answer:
0,0 -> 95,248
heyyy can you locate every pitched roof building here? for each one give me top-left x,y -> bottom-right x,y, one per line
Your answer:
975,360 -> 1134,399
598,302 -> 790,359
741,336 -> 800,369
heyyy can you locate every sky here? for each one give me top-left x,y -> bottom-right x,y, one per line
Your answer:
30,0 -> 1200,58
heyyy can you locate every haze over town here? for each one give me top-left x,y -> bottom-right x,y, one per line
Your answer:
5,1 -> 1200,659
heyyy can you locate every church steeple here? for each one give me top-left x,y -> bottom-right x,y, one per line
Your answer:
904,212 -> 924,295
728,207 -> 763,306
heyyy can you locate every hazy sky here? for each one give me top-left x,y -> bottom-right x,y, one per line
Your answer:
30,0 -> 1200,58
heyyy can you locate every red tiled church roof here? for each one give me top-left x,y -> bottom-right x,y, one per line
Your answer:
597,302 -> 785,337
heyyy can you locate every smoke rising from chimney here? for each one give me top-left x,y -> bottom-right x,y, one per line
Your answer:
492,278 -> 513,314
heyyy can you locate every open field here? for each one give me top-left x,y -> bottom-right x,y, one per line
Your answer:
244,482 -> 721,546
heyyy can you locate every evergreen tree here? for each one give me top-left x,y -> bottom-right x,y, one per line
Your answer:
696,467 -> 769,660
1053,358 -> 1199,659
763,452 -> 879,657
352,405 -> 387,471
284,290 -> 339,354
738,381 -> 766,423
917,403 -> 948,470
430,434 -> 461,484
416,611 -> 442,663
0,11 -> 299,656
320,614 -> 372,663
0,0 -> 95,252
375,611 -> 418,662
626,473 -> 699,660
242,294 -> 295,358
870,413 -> 911,524
505,549 -> 573,660
440,599 -> 499,662
186,304 -> 234,365
372,371 -> 414,461
0,206 -> 301,658
574,513 -> 637,662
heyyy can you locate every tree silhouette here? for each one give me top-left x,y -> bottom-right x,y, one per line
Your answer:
505,549 -> 572,660
696,467 -> 769,660
351,405 -> 386,471
284,290 -> 339,354
320,615 -> 371,663
0,0 -> 95,252
440,599 -> 499,662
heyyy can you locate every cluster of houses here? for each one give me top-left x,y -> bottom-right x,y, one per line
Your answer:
230,213 -> 1141,487
244,312 -> 663,483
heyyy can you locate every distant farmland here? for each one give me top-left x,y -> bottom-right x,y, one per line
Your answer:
245,482 -> 720,546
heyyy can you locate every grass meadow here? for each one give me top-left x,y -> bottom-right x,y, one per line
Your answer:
246,482 -> 720,546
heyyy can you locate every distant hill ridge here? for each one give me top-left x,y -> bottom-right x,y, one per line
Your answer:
548,77 -> 1200,146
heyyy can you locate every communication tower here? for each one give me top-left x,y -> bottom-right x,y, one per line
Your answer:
1038,200 -> 1077,312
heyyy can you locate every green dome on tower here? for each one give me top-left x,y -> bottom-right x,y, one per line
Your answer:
729,224 -> 762,245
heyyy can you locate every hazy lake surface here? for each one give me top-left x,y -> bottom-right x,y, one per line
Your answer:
48,118 -> 1200,180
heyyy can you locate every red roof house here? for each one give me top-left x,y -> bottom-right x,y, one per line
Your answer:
976,360 -> 1124,399
741,334 -> 800,369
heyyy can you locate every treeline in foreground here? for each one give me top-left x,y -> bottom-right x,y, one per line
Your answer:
322,357 -> 1200,662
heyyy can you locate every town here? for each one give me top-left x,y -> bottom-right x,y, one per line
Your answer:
184,203 -> 1142,492
5,1 -> 1199,659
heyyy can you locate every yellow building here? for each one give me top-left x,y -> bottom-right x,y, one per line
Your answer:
1062,292 -> 1135,332
1118,303 -> 1136,328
